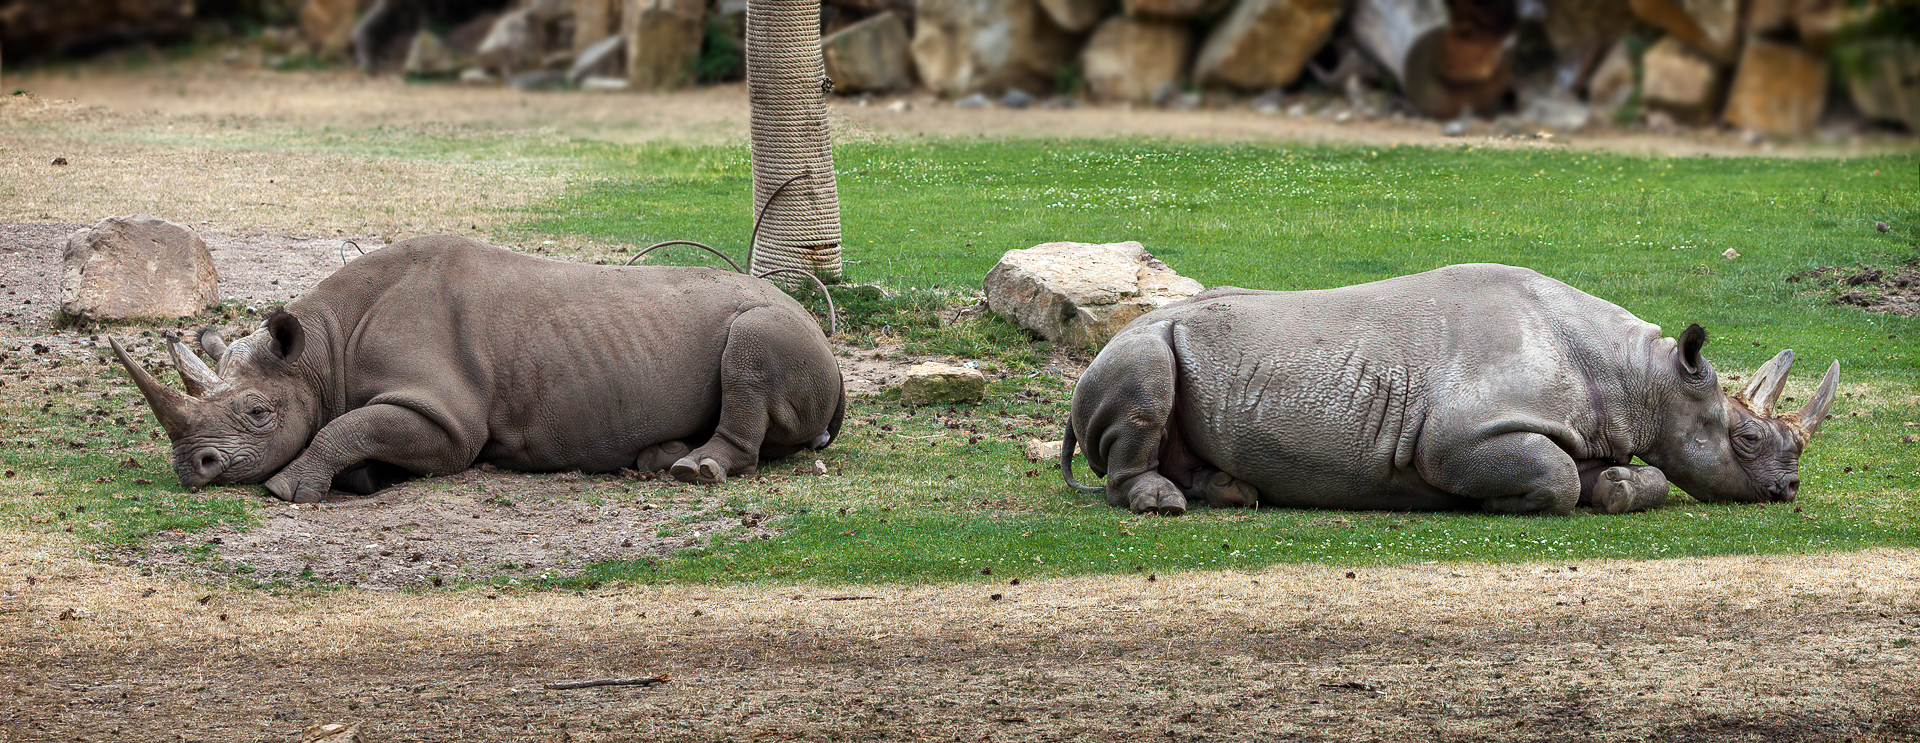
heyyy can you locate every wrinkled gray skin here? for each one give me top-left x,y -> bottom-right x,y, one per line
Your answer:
112,235 -> 845,503
1064,264 -> 1840,516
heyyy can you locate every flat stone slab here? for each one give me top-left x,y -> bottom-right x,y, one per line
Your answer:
984,240 -> 1203,349
898,362 -> 987,406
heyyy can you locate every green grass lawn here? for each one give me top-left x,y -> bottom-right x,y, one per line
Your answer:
6,135 -> 1916,589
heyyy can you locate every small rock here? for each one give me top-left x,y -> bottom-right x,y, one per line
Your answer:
508,71 -> 563,91
1876,221 -> 1891,233
458,67 -> 497,85
301,722 -> 369,743
812,459 -> 828,475
1000,88 -> 1035,109
898,362 -> 987,406
953,93 -> 991,109
886,99 -> 912,112
1250,88 -> 1285,114
1023,439 -> 1063,462
579,76 -> 630,91
1722,248 -> 1740,259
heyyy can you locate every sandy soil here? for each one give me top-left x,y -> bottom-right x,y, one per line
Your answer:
2,62 -> 1919,743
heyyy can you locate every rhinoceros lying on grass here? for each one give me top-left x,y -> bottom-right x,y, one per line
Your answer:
112,235 -> 845,502
1063,263 -> 1839,516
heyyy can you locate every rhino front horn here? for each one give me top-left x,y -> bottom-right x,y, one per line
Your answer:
110,337 -> 197,440
1795,360 -> 1841,440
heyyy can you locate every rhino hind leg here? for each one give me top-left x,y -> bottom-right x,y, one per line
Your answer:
1426,432 -> 1583,516
672,306 -> 840,486
1582,463 -> 1670,514
1070,323 -> 1189,515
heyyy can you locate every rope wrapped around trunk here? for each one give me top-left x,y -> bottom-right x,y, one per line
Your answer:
747,0 -> 843,283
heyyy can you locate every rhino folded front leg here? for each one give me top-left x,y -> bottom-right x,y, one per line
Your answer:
1189,469 -> 1259,509
1590,465 -> 1671,514
637,441 -> 691,473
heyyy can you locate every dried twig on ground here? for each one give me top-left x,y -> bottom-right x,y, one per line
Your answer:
544,675 -> 672,690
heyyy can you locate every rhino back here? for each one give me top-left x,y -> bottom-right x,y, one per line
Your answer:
1148,264 -> 1669,508
289,236 -> 818,472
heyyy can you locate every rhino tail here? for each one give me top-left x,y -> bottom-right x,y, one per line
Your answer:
812,384 -> 847,450
1060,422 -> 1105,493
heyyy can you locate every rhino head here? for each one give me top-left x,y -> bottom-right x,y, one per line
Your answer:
111,311 -> 322,490
1643,324 -> 1840,504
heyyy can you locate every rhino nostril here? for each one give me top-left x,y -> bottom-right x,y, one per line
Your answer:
1776,476 -> 1800,501
193,450 -> 225,478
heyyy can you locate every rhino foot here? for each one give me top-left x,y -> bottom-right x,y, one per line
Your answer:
1193,470 -> 1259,509
670,457 -> 728,485
264,471 -> 327,504
637,441 -> 691,472
1593,465 -> 1669,514
1121,478 -> 1188,516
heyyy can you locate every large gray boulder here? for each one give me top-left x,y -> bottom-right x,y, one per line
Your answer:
1722,39 -> 1827,137
403,30 -> 463,77
476,8 -> 542,73
1193,0 -> 1344,91
624,0 -> 707,89
1642,36 -> 1723,123
61,215 -> 219,322
984,241 -> 1204,350
912,0 -> 1075,97
1081,17 -> 1191,103
823,12 -> 915,93
573,0 -> 624,56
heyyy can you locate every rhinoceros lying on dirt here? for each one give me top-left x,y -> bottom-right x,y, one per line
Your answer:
1063,263 -> 1839,516
112,235 -> 845,502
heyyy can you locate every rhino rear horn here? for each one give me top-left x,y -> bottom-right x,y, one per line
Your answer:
1741,349 -> 1794,416
196,327 -> 229,363
110,337 -> 197,439
1794,361 -> 1841,440
169,341 -> 228,398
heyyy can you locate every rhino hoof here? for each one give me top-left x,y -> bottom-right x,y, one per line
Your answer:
1129,484 -> 1187,516
637,441 -> 691,472
670,457 -> 728,485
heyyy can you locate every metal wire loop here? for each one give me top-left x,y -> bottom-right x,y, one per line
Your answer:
625,240 -> 746,273
754,268 -> 838,336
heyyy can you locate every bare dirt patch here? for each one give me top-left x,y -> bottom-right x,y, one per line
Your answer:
1788,259 -> 1920,317
5,534 -> 1919,742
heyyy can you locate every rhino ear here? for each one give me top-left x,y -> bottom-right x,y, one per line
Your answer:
1795,360 -> 1841,440
266,310 -> 306,364
1740,349 -> 1795,416
1677,324 -> 1711,380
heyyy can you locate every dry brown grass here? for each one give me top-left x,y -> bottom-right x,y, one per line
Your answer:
6,529 -> 1919,741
